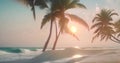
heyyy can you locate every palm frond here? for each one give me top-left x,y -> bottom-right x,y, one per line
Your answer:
35,0 -> 48,9
31,6 -> 36,20
75,3 -> 86,8
41,13 -> 52,29
109,13 -> 118,17
91,22 -> 102,29
117,33 -> 120,37
100,35 -> 106,41
93,26 -> 102,34
67,14 -> 89,30
91,33 -> 100,43
92,17 -> 99,23
114,19 -> 120,29
66,0 -> 86,10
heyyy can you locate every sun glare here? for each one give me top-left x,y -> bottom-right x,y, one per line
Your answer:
74,46 -> 80,49
70,26 -> 77,33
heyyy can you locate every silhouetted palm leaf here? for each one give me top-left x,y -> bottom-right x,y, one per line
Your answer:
93,26 -> 102,34
67,14 -> 89,30
31,6 -> 36,20
92,33 -> 100,43
91,22 -> 102,29
66,0 -> 86,9
41,13 -> 52,29
92,17 -> 100,23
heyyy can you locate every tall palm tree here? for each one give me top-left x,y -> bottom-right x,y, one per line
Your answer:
18,0 -> 89,51
18,0 -> 53,52
18,0 -> 52,52
91,9 -> 120,44
41,0 -> 88,50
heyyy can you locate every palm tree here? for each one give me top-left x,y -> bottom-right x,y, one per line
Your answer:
91,9 -> 120,44
18,0 -> 89,51
18,0 -> 52,52
32,0 -> 88,51
18,0 -> 53,51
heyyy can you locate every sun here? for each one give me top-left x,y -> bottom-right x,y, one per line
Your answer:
70,26 -> 77,33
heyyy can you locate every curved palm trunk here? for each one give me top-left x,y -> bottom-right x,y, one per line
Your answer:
55,21 -> 58,38
42,21 -> 53,52
52,29 -> 61,50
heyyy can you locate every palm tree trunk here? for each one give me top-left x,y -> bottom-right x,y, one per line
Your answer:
54,21 -> 58,38
42,21 -> 53,52
31,1 -> 36,20
52,28 -> 61,50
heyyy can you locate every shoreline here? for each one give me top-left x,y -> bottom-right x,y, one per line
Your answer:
1,47 -> 120,63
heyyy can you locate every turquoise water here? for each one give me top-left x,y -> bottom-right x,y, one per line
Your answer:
0,47 -> 64,62
0,47 -> 41,53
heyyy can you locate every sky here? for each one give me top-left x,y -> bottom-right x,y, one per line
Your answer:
0,0 -> 120,48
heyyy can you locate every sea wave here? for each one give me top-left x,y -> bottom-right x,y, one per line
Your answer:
0,47 -> 42,55
0,48 -> 22,53
0,50 -> 11,55
0,48 -> 42,62
1,47 -> 120,63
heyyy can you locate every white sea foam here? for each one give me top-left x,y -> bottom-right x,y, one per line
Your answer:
0,50 -> 11,55
0,49 -> 42,62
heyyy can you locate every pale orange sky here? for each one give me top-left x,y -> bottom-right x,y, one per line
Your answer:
0,0 -> 120,47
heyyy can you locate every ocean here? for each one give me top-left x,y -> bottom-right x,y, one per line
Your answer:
0,47 -> 120,63
0,47 -> 42,62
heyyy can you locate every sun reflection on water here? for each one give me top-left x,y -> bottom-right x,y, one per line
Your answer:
72,54 -> 82,58
74,46 -> 80,49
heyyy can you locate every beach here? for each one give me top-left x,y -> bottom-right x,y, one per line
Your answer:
0,47 -> 120,63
